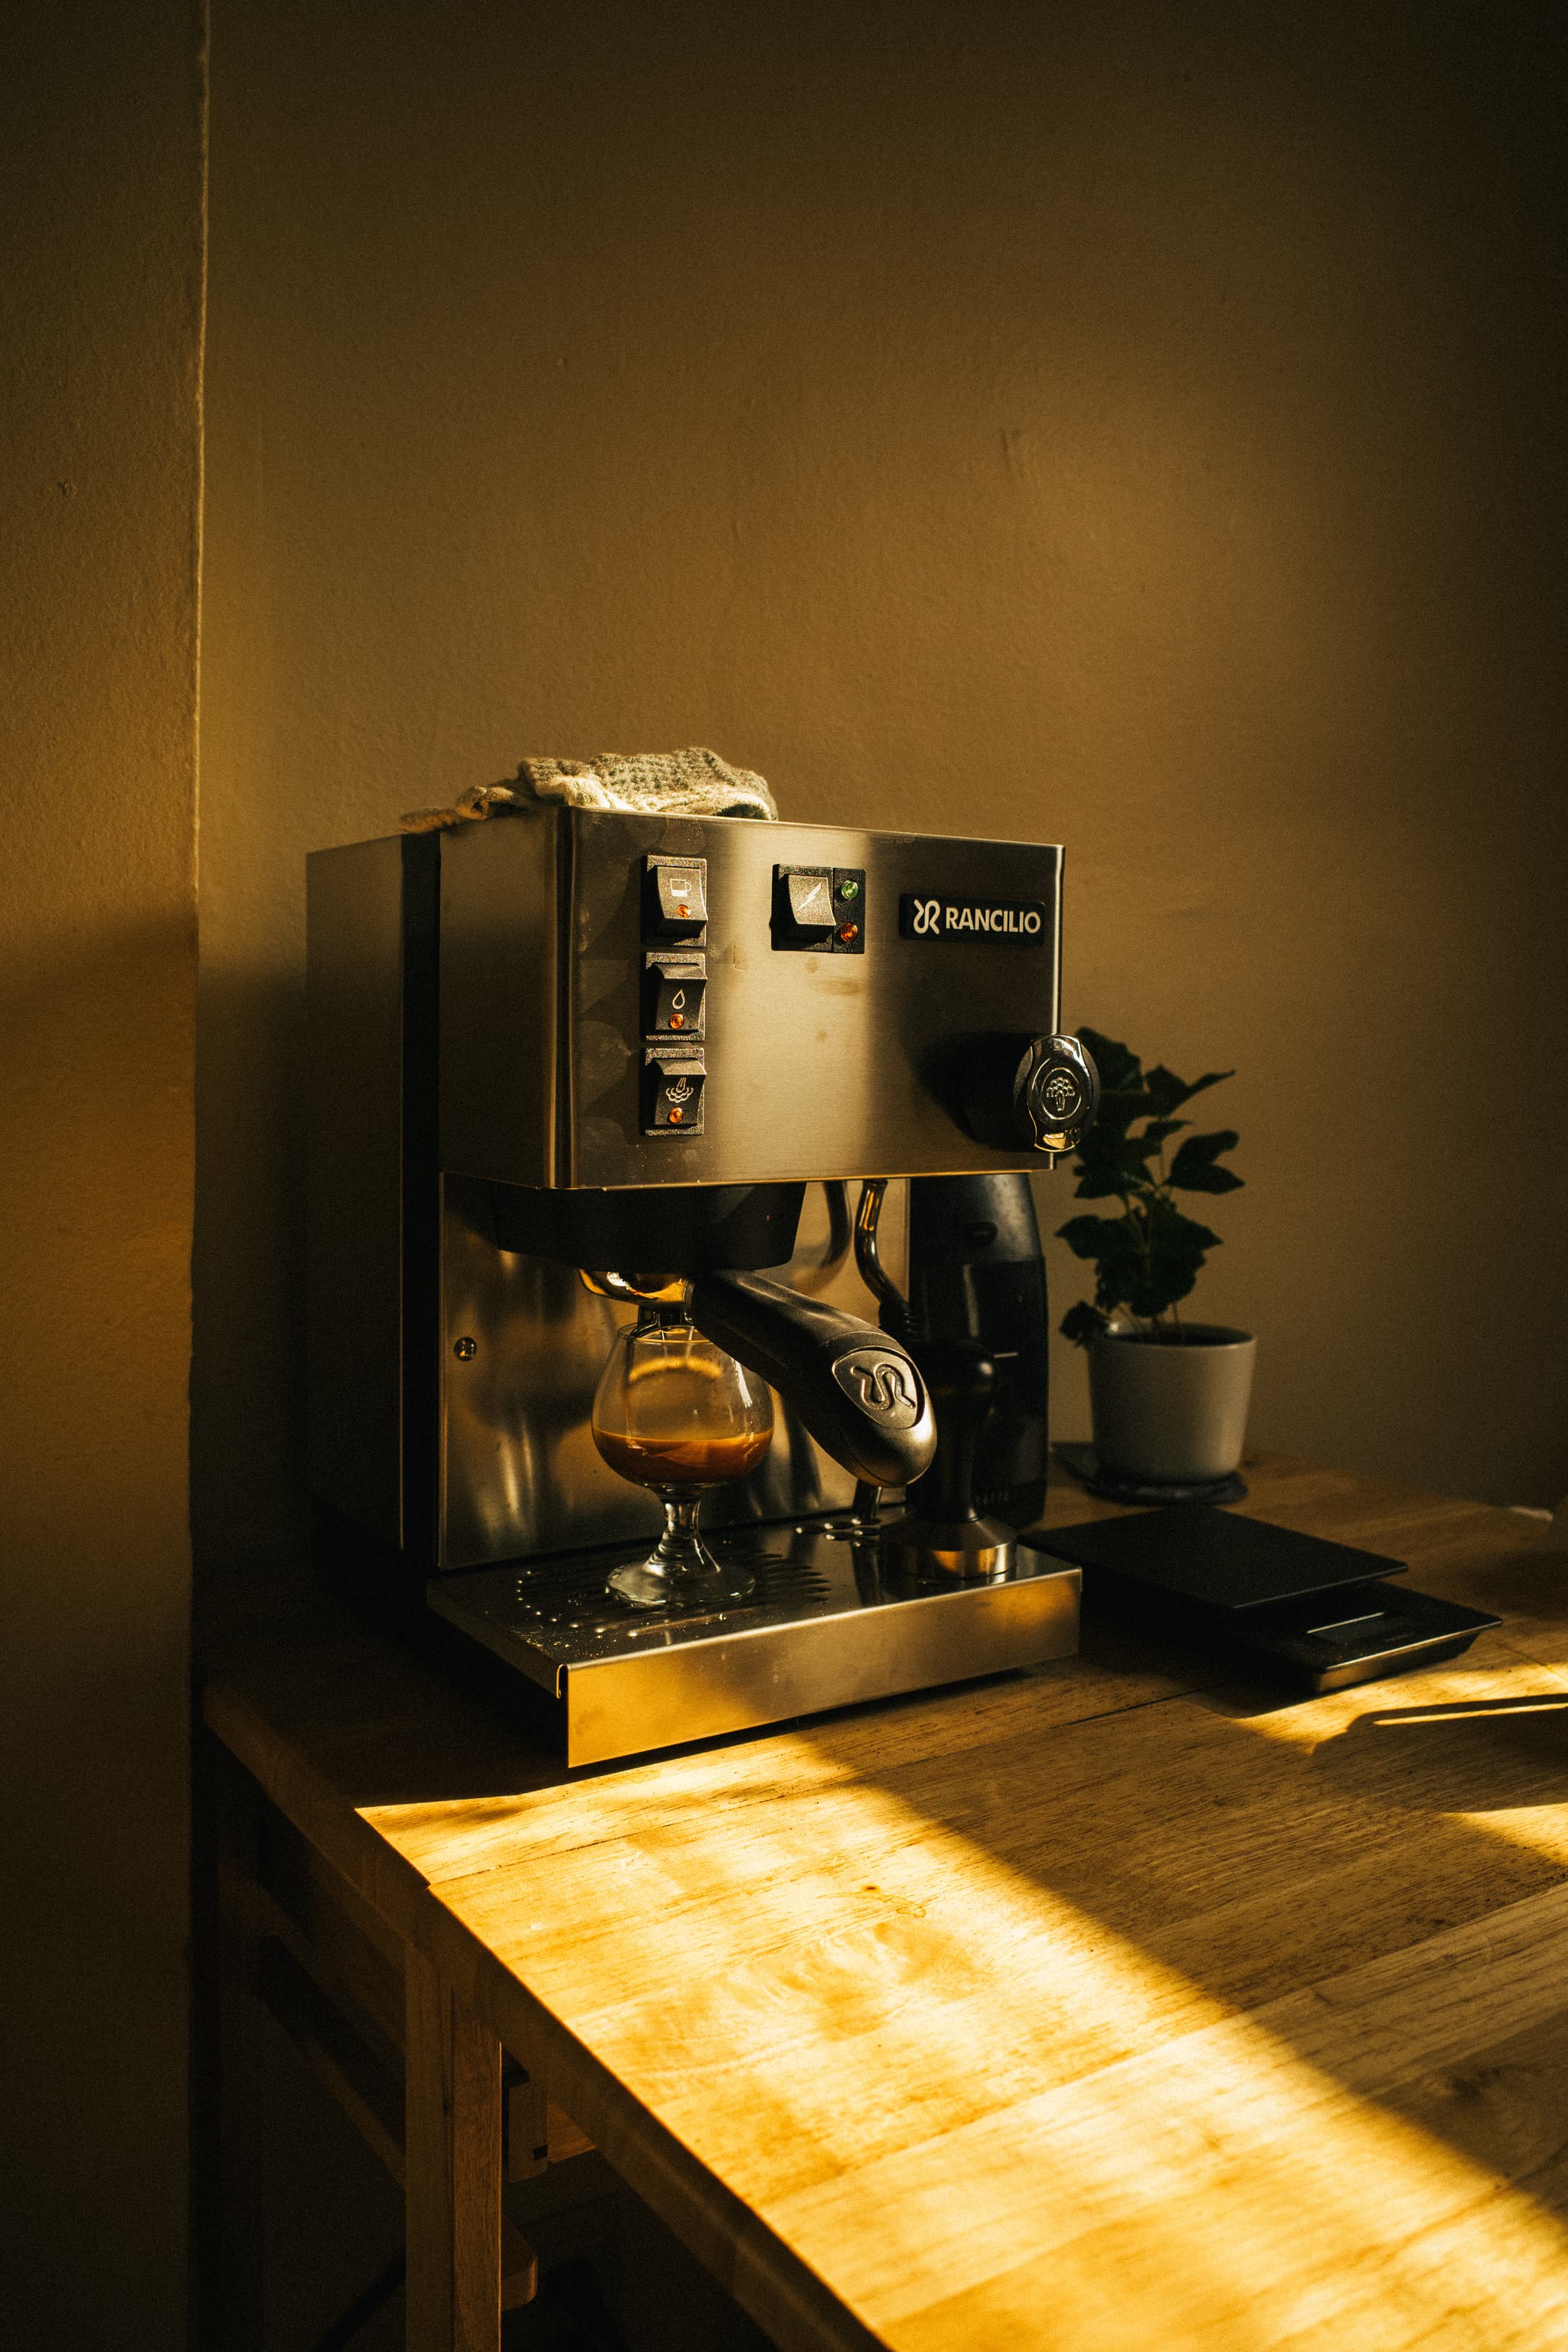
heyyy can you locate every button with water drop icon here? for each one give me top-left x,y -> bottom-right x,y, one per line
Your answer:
645,953 -> 707,1040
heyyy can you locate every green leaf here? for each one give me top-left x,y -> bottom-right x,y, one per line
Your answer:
1146,1196 -> 1222,1256
1072,1135 -> 1155,1198
1142,1063 -> 1234,1118
1059,1300 -> 1109,1348
1081,1086 -> 1153,1148
1107,1197 -> 1220,1318
1091,1229 -> 1158,1316
1056,1213 -> 1129,1262
1168,1129 -> 1243,1194
1057,1034 -> 1239,1320
1124,1257 -> 1200,1317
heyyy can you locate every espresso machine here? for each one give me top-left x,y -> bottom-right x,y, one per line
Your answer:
306,805 -> 1099,1764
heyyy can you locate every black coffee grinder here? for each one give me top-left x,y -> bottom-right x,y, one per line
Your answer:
856,1170 -> 1057,1579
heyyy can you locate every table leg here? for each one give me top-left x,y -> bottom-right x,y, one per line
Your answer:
404,1947 -> 502,2352
202,1736 -> 267,2351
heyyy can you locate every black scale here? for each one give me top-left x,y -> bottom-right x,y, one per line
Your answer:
1027,1505 -> 1500,1695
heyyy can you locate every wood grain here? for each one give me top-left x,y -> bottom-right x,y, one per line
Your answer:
204,1460 -> 1568,2352
774,1884 -> 1568,2349
404,1948 -> 502,2352
428,1656 -> 1568,2211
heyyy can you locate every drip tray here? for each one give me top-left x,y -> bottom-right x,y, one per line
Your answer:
428,1519 -> 1080,1767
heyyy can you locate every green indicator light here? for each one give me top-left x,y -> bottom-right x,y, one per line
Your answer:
838,877 -> 860,900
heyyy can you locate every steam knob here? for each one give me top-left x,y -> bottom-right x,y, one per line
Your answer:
961,1033 -> 1100,1155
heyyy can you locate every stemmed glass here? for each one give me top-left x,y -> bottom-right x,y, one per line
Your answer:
591,1306 -> 774,1609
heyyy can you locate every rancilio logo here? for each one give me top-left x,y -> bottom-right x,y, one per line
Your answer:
831,1350 -> 923,1428
899,894 -> 1048,942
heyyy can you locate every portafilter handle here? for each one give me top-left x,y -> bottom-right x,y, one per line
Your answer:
685,1269 -> 937,1489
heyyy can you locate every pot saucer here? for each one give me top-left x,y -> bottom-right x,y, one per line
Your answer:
1052,1440 -> 1247,1508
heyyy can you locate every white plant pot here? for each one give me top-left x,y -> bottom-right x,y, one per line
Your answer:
1088,1325 -> 1256,1484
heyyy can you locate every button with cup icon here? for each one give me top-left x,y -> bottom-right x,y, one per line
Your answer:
643,854 -> 707,942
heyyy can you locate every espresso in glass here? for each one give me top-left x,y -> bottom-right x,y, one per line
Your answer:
590,1309 -> 773,1609
593,1426 -> 773,1488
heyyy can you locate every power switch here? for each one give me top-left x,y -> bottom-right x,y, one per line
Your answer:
645,955 -> 706,1039
643,1049 -> 706,1135
643,855 -> 707,941
785,870 -> 835,933
772,863 -> 866,952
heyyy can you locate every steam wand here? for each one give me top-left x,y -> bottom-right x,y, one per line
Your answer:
849,1178 -> 905,1519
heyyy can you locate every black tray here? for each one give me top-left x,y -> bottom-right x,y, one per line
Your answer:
1024,1508 -> 1500,1694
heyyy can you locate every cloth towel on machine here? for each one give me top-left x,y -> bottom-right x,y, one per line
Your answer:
402,746 -> 776,831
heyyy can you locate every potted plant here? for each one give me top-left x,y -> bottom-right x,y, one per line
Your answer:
1057,1028 -> 1253,1485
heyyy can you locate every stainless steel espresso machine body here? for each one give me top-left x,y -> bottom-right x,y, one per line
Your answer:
308,806 -> 1093,1764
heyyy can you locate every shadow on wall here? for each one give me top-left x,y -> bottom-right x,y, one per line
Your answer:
0,916 -> 196,1555
191,962 -> 310,1577
0,917 -> 194,2341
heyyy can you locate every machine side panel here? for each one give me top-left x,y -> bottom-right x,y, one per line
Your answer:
438,812 -> 564,1186
399,838 -> 442,1561
306,837 -> 410,1546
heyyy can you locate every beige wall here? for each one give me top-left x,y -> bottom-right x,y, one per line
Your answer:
199,0 -> 1568,1589
0,2 -> 205,2340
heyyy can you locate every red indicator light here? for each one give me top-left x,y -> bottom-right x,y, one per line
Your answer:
669,1012 -> 684,1028
838,923 -> 860,944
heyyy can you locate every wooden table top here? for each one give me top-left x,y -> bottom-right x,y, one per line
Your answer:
204,1459 -> 1568,2352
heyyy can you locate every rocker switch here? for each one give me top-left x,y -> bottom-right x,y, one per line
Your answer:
772,863 -> 864,952
786,870 -> 835,933
644,856 -> 707,941
643,1049 -> 706,1135
645,956 -> 706,1038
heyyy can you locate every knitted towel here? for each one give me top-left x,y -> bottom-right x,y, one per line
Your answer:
402,746 -> 776,833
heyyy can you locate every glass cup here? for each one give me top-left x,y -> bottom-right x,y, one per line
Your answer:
591,1308 -> 773,1609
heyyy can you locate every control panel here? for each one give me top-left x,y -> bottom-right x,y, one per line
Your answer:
436,811 -> 1067,1187
642,854 -> 707,1134
639,854 -> 871,1132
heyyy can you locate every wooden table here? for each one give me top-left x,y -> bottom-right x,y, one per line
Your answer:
201,1459 -> 1568,2351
